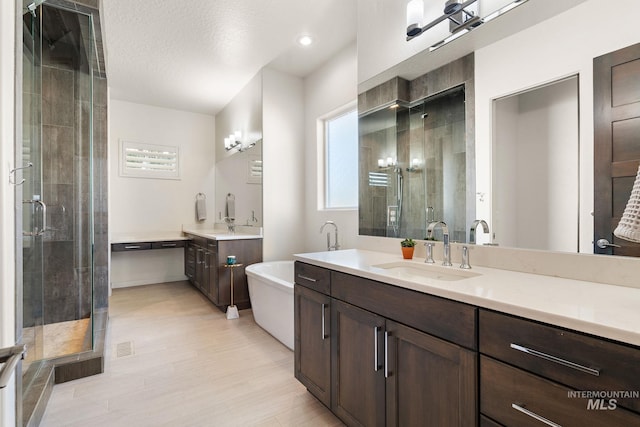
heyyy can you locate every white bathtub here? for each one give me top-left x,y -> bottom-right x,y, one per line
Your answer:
246,261 -> 294,350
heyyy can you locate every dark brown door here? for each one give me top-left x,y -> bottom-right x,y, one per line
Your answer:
385,320 -> 477,427
294,285 -> 332,407
332,299 -> 386,427
594,42 -> 640,256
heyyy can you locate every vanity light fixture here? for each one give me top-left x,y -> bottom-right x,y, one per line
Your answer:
377,157 -> 397,169
406,0 -> 479,41
406,158 -> 421,172
224,131 -> 243,151
613,165 -> 640,243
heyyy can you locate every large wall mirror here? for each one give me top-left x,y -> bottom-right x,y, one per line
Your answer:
357,0 -> 640,256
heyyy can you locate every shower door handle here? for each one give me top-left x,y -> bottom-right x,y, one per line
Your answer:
0,345 -> 26,389
22,199 -> 47,236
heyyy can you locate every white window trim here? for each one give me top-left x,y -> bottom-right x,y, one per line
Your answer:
119,140 -> 181,180
317,100 -> 358,211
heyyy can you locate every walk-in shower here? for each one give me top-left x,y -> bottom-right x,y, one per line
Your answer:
20,0 -> 108,390
359,86 -> 468,240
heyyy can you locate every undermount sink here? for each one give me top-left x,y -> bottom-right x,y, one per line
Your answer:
371,261 -> 480,282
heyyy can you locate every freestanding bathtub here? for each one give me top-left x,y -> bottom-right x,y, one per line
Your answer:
245,260 -> 294,350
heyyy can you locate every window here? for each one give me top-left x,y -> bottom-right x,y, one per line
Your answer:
323,106 -> 358,209
119,140 -> 180,180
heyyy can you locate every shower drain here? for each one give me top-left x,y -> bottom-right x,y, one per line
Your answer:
115,341 -> 135,358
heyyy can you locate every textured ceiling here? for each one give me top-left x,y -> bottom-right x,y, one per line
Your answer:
101,0 -> 357,115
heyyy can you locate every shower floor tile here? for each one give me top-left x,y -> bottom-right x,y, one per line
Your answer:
23,318 -> 91,371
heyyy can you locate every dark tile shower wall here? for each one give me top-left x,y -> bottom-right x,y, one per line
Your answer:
38,2 -> 108,325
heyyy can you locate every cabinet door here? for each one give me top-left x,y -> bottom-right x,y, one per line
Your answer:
332,299 -> 386,427
194,246 -> 205,290
205,249 -> 217,300
184,243 -> 195,281
385,320 -> 477,427
294,285 -> 331,407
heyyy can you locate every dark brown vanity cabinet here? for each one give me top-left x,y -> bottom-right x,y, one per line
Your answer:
184,235 -> 262,311
479,309 -> 640,426
294,261 -> 478,427
294,284 -> 332,408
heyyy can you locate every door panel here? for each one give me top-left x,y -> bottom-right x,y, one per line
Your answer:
332,300 -> 386,427
594,42 -> 640,256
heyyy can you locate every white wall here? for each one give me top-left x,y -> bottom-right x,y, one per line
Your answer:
475,0 -> 640,253
303,43 -> 358,252
493,78 -> 579,251
109,100 -> 215,286
0,0 -> 17,424
262,68 -> 305,261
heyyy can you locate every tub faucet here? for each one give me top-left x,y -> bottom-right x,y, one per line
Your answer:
469,219 -> 489,244
426,221 -> 451,266
320,221 -> 340,251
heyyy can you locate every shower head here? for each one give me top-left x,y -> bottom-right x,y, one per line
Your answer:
421,113 -> 429,119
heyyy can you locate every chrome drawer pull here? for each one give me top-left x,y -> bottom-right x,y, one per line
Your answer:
512,403 -> 562,427
510,343 -> 600,377
297,274 -> 317,283
162,243 -> 177,247
374,326 -> 380,372
125,245 -> 141,249
321,304 -> 327,340
384,331 -> 389,379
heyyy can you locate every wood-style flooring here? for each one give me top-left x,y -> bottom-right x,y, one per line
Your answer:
40,281 -> 342,426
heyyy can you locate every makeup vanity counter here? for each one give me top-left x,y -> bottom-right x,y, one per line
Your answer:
293,249 -> 640,426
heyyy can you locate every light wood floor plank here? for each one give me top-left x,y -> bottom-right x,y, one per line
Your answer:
40,281 -> 342,426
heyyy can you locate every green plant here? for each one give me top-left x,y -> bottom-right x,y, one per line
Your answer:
400,238 -> 416,247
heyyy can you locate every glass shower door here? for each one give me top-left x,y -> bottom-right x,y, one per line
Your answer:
21,1 -> 95,371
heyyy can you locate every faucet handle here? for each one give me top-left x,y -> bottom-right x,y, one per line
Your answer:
424,242 -> 435,264
460,246 -> 471,269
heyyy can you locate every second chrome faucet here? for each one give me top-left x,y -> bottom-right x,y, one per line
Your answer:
426,221 -> 451,266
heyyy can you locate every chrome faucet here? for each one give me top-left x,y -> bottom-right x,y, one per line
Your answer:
426,221 -> 451,266
469,219 -> 489,244
320,221 -> 340,251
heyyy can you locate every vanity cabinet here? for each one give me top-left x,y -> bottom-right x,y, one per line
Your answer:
294,261 -> 478,427
479,309 -> 640,426
294,284 -> 331,408
184,234 -> 262,311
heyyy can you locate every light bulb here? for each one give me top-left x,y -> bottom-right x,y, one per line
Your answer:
406,0 -> 424,37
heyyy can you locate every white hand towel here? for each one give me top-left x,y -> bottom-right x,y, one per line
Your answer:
196,194 -> 206,221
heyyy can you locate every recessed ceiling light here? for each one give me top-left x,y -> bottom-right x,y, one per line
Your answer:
297,35 -> 313,46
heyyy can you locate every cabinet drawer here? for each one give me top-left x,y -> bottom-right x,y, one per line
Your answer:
111,242 -> 152,251
151,240 -> 185,249
294,262 -> 331,294
481,356 -> 640,427
479,309 -> 640,412
332,271 -> 476,349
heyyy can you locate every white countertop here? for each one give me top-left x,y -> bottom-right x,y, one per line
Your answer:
182,229 -> 263,241
111,232 -> 189,244
293,249 -> 640,347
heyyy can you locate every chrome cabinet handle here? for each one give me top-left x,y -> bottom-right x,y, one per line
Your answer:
512,403 -> 562,427
510,343 -> 600,376
125,245 -> 141,249
374,326 -> 380,372
162,243 -> 177,247
384,331 -> 389,378
321,303 -> 327,340
297,274 -> 317,283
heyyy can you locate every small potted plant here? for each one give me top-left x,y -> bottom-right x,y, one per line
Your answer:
400,238 -> 416,259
